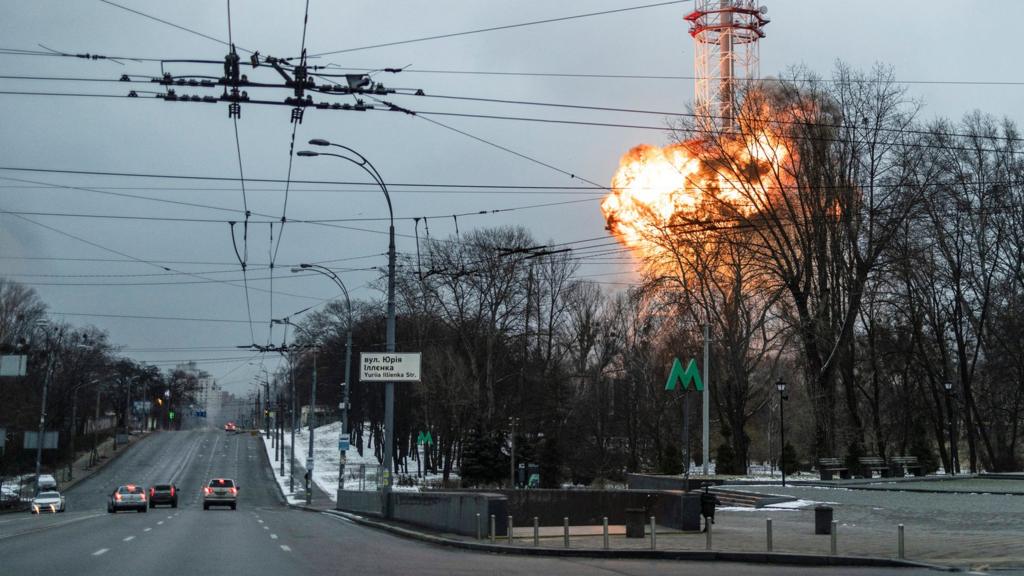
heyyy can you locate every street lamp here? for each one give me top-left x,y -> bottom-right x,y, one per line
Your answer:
32,320 -> 60,482
944,381 -> 957,476
775,378 -> 788,487
291,264 -> 353,494
273,317 -> 322,505
299,139 -> 397,513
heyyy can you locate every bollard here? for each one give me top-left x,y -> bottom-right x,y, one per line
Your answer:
533,517 -> 539,547
476,513 -> 481,540
650,516 -> 657,550
563,517 -> 570,548
831,521 -> 837,555
508,516 -> 514,545
603,517 -> 609,550
705,518 -> 712,550
898,524 -> 905,559
766,518 -> 773,552
490,514 -> 496,544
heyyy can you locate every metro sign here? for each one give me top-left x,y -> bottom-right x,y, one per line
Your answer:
664,358 -> 704,391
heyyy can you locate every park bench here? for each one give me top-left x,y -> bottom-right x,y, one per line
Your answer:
858,456 -> 889,478
817,457 -> 850,480
889,455 -> 925,477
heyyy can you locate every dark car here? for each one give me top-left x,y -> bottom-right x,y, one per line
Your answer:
107,484 -> 147,513
148,484 -> 178,508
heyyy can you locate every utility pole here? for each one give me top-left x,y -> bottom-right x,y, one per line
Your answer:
702,323 -> 710,476
279,393 -> 285,477
307,347 -> 317,505
34,324 -> 57,482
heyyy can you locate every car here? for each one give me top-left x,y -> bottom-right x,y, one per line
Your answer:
30,491 -> 65,514
107,484 -> 147,513
148,484 -> 178,508
203,478 -> 238,510
224,422 -> 237,433
35,474 -> 58,493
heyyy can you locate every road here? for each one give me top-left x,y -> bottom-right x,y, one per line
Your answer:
0,429 -> 945,576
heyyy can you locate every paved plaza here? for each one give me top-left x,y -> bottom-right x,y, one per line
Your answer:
470,478 -> 1024,571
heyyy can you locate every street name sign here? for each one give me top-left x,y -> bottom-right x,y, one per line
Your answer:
359,353 -> 421,382
338,433 -> 350,452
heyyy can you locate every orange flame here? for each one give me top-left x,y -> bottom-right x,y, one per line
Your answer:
602,131 -> 790,259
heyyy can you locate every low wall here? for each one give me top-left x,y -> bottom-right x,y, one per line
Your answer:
336,490 -> 385,517
626,473 -> 724,492
391,491 -> 508,537
498,489 -> 701,532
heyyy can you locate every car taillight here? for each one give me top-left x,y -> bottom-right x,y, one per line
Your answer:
229,487 -> 237,496
115,493 -> 122,501
140,494 -> 146,501
170,486 -> 175,497
150,488 -> 155,497
204,487 -> 211,495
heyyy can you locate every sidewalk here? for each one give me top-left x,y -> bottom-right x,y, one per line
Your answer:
258,431 -> 334,511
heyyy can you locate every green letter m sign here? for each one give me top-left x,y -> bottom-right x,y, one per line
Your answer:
665,358 -> 704,391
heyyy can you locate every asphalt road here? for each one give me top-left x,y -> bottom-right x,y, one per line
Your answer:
0,429 -> 948,576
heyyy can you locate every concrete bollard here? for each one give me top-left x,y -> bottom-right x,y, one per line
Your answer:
533,517 -> 539,547
705,518 -> 712,550
563,517 -> 570,548
603,517 -> 609,550
831,521 -> 837,555
898,524 -> 905,559
508,516 -> 514,545
650,516 -> 657,550
766,518 -> 773,552
490,514 -> 495,543
476,513 -> 481,540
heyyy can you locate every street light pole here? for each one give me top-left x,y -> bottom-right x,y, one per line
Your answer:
776,379 -> 788,487
291,264 -> 353,492
944,382 -> 957,475
274,317 -> 321,505
300,140 -> 396,513
34,321 -> 58,482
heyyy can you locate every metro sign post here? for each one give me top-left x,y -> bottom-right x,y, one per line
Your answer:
665,358 -> 704,484
360,352 -> 421,490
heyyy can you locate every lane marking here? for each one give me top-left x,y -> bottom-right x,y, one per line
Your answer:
167,516 -> 173,519
270,533 -> 278,539
257,519 -> 264,524
263,526 -> 269,530
157,521 -> 164,525
123,536 -> 135,542
144,527 -> 152,532
93,548 -> 109,556
280,545 -> 291,552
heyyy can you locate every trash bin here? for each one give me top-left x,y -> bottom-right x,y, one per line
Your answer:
814,505 -> 833,535
625,508 -> 646,538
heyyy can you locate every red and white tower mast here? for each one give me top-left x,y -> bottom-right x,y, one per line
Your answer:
686,1 -> 769,128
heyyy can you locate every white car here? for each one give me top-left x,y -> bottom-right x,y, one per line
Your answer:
36,474 -> 58,492
31,491 -> 65,514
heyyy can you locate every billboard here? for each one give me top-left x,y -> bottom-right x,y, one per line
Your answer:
23,431 -> 59,450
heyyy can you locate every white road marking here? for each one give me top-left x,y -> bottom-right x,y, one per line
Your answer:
263,526 -> 269,530
167,516 -> 173,519
257,519 -> 264,523
144,527 -> 152,532
280,545 -> 291,552
270,533 -> 278,539
123,536 -> 135,542
157,521 -> 164,525
92,548 -> 109,556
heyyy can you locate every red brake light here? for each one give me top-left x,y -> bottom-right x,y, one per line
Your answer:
204,487 -> 211,495
115,493 -> 122,501
170,486 -> 175,497
229,487 -> 238,496
150,488 -> 155,497
140,494 -> 146,501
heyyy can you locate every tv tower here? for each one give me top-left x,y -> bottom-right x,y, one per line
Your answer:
686,1 -> 769,128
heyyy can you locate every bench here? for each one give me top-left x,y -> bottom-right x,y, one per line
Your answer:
817,458 -> 850,481
889,455 -> 925,477
858,456 -> 889,478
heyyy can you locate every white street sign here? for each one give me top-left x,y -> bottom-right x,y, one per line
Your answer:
359,353 -> 421,382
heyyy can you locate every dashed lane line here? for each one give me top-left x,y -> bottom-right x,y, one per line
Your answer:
144,527 -> 152,532
280,545 -> 291,552
123,536 -> 134,542
157,521 -> 164,525
92,548 -> 109,556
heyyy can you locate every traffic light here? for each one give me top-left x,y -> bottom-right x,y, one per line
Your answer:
168,410 -> 175,421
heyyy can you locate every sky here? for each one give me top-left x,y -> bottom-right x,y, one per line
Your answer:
1,0 -> 1022,395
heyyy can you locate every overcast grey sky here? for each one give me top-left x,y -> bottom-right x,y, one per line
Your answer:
2,1 -> 1021,394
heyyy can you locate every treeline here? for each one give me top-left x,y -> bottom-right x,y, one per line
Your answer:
0,279 -> 204,473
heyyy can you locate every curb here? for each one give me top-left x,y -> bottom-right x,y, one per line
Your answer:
320,509 -> 955,571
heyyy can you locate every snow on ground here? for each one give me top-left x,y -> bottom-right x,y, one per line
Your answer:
718,498 -> 835,512
258,431 -> 305,505
265,421 -> 456,502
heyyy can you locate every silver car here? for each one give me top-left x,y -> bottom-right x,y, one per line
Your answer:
108,484 -> 147,513
31,491 -> 65,514
202,478 -> 238,510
